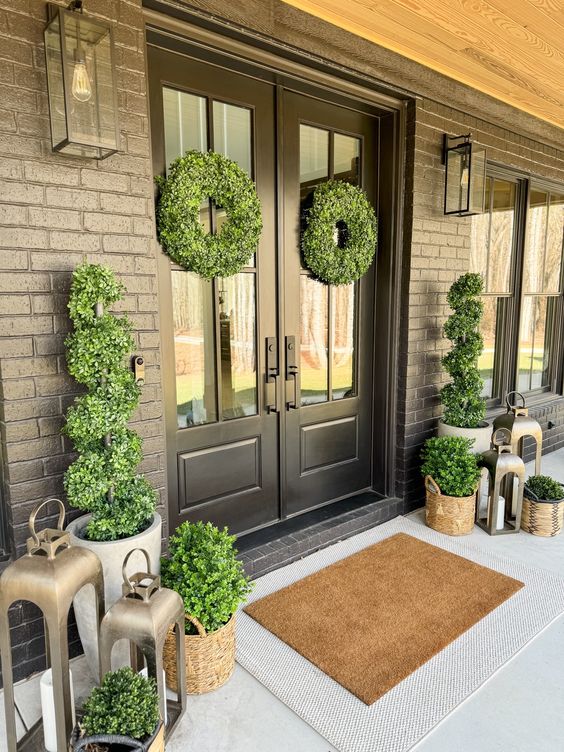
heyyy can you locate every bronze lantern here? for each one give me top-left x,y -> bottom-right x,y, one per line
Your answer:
493,391 -> 542,475
443,133 -> 487,216
477,428 -> 525,536
44,1 -> 119,158
0,500 -> 104,752
99,549 -> 186,738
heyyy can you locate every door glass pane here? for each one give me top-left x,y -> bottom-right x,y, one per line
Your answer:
332,284 -> 356,399
488,179 -> 515,293
213,101 -> 252,176
545,192 -> 564,292
172,271 -> 217,427
162,88 -> 207,171
518,296 -> 552,392
334,133 -> 360,185
218,273 -> 257,420
300,275 -> 328,405
524,189 -> 548,293
300,125 -> 329,200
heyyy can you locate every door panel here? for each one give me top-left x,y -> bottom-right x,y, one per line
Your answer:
148,46 -> 279,535
283,92 -> 377,516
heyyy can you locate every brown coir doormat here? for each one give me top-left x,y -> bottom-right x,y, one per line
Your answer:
244,532 -> 524,705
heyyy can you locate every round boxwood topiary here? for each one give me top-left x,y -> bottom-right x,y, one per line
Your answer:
301,179 -> 377,285
156,150 -> 263,278
81,667 -> 159,740
161,521 -> 253,635
524,475 -> 564,502
420,435 -> 481,498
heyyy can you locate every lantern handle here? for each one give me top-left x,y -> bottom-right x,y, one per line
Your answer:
28,498 -> 65,547
506,391 -> 526,411
122,548 -> 152,590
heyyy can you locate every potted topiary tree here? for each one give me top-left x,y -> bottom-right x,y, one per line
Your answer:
72,667 -> 163,751
521,475 -> 564,537
421,436 -> 481,536
161,521 -> 253,694
64,264 -> 161,676
437,273 -> 492,454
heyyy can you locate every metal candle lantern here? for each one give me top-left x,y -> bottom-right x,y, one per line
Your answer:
493,391 -> 542,475
0,500 -> 104,752
477,428 -> 525,536
99,549 -> 186,737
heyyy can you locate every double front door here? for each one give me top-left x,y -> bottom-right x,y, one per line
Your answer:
149,46 -> 379,536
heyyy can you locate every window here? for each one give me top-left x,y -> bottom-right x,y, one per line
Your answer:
470,170 -> 564,405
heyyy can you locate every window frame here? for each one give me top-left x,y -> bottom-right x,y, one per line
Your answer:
480,162 -> 564,411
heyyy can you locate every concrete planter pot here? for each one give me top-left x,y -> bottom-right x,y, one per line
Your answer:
67,513 -> 162,679
437,420 -> 492,455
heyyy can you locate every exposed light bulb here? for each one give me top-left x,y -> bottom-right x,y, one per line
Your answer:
71,58 -> 92,102
460,165 -> 469,188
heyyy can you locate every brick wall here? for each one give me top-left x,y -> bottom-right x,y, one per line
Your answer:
397,99 -> 564,510
0,0 -> 166,681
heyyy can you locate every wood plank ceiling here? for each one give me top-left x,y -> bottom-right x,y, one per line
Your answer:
282,0 -> 564,128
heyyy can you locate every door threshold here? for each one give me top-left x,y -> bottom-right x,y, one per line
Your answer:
237,493 -> 403,579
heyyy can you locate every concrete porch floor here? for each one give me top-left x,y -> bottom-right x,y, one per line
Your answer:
2,449 -> 563,751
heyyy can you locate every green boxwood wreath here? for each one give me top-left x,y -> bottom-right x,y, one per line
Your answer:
301,180 -> 378,285
156,150 -> 263,278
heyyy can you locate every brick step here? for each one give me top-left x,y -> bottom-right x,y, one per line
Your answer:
237,494 -> 403,579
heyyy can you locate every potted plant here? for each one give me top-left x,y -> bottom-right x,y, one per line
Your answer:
437,273 -> 492,454
72,667 -> 163,751
64,264 -> 161,676
521,475 -> 564,537
161,521 -> 253,694
421,436 -> 481,536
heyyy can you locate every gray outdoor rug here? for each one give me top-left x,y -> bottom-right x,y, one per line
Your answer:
235,515 -> 564,752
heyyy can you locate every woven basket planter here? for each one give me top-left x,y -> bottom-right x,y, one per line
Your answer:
163,613 -> 236,695
71,721 -> 164,752
424,475 -> 476,536
521,496 -> 564,537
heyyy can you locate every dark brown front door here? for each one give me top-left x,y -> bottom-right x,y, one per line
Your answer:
282,93 -> 377,516
149,46 -> 379,536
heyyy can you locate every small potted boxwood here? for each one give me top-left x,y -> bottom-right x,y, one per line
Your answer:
521,475 -> 564,537
161,521 -> 253,694
421,436 -> 481,536
72,667 -> 162,751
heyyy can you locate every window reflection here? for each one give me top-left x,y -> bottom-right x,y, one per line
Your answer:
218,274 -> 258,420
332,284 -> 356,399
300,276 -> 328,405
172,271 -> 217,427
334,133 -> 360,185
518,296 -> 552,392
162,88 -> 207,172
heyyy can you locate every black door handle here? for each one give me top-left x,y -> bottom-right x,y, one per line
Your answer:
265,337 -> 278,414
285,336 -> 299,410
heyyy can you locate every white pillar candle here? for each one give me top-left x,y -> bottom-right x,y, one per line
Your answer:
40,668 -> 75,752
496,495 -> 506,531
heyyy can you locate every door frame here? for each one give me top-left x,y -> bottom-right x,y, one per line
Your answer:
144,6 -> 408,532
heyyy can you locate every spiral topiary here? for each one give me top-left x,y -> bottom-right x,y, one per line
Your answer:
440,272 -> 487,429
63,264 -> 157,541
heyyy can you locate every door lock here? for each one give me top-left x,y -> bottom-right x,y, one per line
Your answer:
264,337 -> 279,414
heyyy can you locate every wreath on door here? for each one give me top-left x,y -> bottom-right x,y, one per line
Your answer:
156,150 -> 263,278
301,180 -> 377,285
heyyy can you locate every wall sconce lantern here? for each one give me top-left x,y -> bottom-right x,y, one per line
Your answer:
442,133 -> 486,216
44,1 -> 119,159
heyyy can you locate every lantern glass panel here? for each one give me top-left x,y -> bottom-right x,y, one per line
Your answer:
445,143 -> 471,214
45,9 -> 119,159
45,14 -> 68,149
469,144 -> 487,215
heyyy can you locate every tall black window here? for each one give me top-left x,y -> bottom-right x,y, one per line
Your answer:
470,170 -> 564,406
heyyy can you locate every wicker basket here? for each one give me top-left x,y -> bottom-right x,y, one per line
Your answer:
425,475 -> 476,536
163,613 -> 236,695
521,497 -> 564,537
